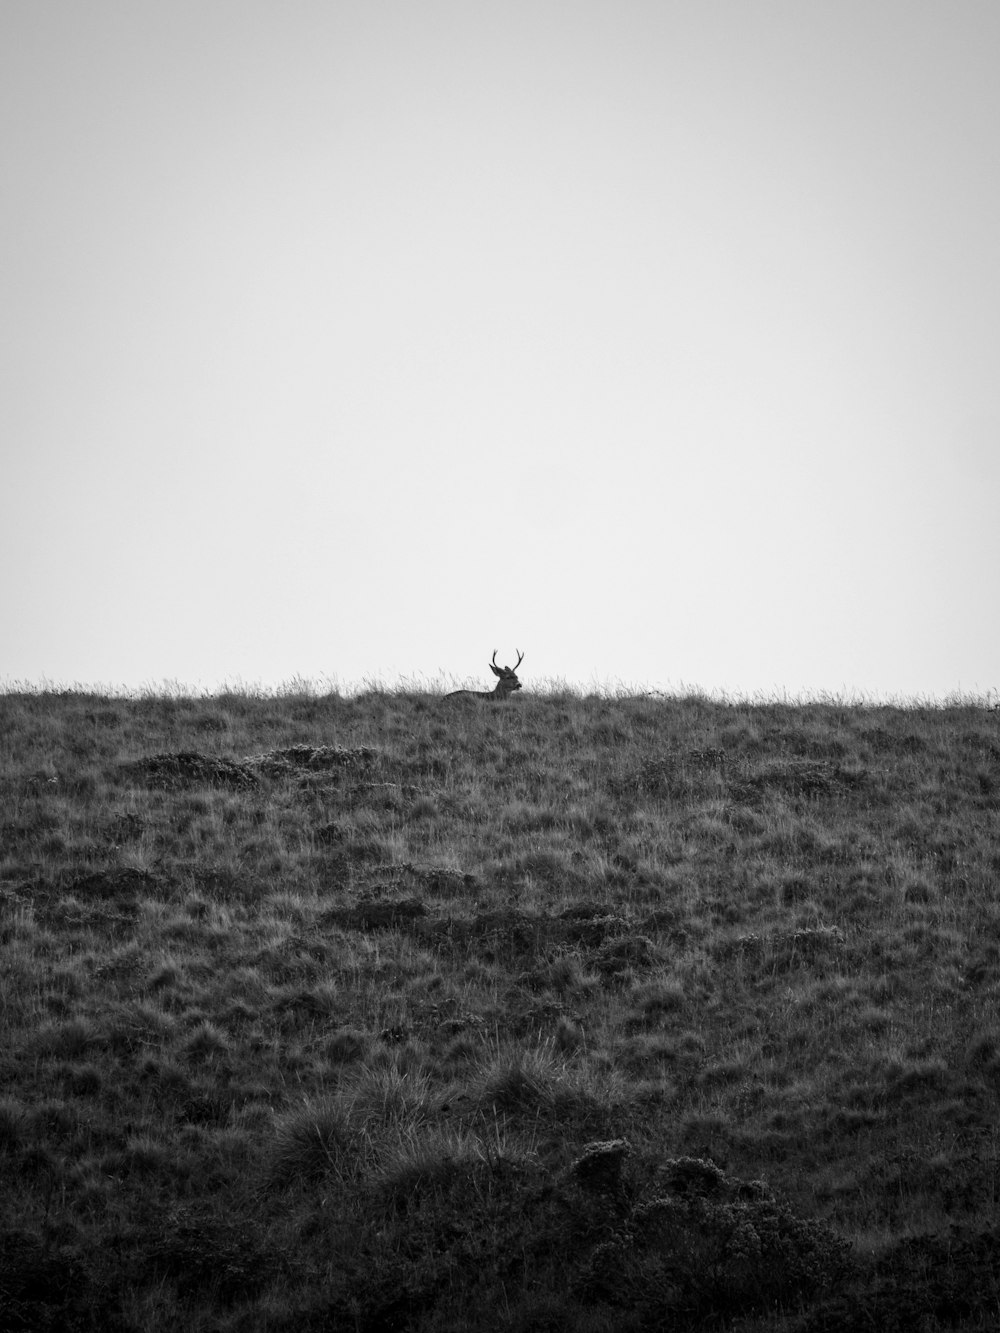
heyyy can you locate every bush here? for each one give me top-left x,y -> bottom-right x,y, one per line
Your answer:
578,1156 -> 852,1324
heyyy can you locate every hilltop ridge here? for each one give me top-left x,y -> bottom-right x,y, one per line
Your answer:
2,688 -> 999,1329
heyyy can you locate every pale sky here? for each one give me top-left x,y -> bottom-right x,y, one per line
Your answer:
3,1 -> 998,699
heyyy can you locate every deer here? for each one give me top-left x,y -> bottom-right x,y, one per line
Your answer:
446,650 -> 524,702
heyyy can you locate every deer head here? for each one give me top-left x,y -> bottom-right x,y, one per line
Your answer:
488,649 -> 524,698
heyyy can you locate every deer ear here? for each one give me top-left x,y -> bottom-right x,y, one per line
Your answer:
489,663 -> 502,677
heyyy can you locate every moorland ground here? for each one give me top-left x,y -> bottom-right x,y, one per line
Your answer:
1,685 -> 999,1330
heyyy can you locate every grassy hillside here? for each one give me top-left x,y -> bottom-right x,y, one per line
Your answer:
2,686 -> 999,1331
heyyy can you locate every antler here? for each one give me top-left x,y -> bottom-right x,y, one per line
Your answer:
489,649 -> 523,677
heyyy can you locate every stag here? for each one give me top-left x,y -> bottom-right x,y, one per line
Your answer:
446,650 -> 524,702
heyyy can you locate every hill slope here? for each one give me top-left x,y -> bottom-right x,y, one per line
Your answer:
2,688 -> 999,1329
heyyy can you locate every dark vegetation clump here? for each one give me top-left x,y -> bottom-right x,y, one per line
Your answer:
2,686 -> 1000,1329
799,1224 -> 1000,1332
0,1229 -> 114,1333
128,749 -> 261,790
245,742 -> 379,776
579,1155 -> 852,1325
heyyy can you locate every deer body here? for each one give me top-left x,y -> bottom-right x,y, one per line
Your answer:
446,650 -> 524,701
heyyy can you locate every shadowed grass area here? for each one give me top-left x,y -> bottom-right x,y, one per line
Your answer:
2,685 -> 1000,1328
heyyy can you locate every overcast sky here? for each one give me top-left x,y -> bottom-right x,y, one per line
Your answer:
3,1 -> 998,699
